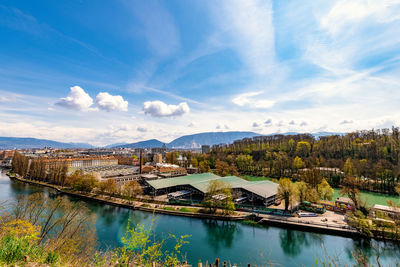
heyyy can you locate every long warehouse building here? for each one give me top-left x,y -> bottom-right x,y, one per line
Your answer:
145,173 -> 278,206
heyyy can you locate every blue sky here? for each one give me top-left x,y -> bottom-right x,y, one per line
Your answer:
1,0 -> 400,146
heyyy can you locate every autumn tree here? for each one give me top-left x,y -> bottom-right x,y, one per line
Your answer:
296,141 -> 311,157
68,170 -> 98,193
302,168 -> 323,189
165,151 -> 179,165
0,193 -> 97,265
199,160 -> 210,173
204,180 -> 235,214
295,181 -> 308,203
318,178 -> 334,200
292,156 -> 305,170
344,158 -> 356,176
98,179 -> 117,196
122,181 -> 143,198
235,154 -> 253,173
340,176 -> 361,209
215,160 -> 230,177
277,178 -> 297,211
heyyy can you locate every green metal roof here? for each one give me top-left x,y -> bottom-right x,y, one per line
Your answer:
146,173 -> 278,199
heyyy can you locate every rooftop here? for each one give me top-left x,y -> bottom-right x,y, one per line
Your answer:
147,173 -> 278,199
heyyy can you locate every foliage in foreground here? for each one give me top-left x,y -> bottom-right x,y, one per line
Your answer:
0,194 -> 189,266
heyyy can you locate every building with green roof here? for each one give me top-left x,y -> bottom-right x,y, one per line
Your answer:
145,173 -> 278,206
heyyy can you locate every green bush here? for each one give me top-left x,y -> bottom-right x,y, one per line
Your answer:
0,235 -> 44,264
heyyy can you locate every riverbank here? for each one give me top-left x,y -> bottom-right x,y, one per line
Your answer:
9,172 -> 397,240
7,173 -> 247,221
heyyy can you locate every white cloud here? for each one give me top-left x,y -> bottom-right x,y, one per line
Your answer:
188,122 -> 195,127
340,120 -> 353,125
252,122 -> 260,127
95,92 -> 128,112
216,124 -> 230,130
143,101 -> 189,117
137,127 -> 147,132
0,96 -> 11,103
232,91 -> 275,109
321,0 -> 400,36
212,0 -> 275,76
55,86 -> 94,111
289,120 -> 296,125
300,121 -> 308,127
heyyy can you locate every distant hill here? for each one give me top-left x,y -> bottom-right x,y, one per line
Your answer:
278,131 -> 344,138
113,131 -> 345,149
167,131 -> 260,149
114,131 -> 261,149
0,137 -> 93,149
116,139 -> 165,149
104,142 -> 129,148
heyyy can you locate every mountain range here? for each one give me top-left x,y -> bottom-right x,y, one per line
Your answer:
0,137 -> 93,149
112,131 -> 344,149
0,131 -> 344,150
114,131 -> 261,149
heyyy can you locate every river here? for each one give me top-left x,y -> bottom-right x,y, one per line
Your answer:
1,169 -> 399,266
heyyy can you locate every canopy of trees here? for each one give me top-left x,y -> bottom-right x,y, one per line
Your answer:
205,127 -> 400,194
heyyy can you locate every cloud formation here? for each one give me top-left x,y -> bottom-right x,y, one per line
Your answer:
340,120 -> 353,124
95,92 -> 128,112
56,86 -> 128,112
264,119 -> 272,126
143,101 -> 189,117
55,86 -> 94,111
216,124 -> 230,130
137,127 -> 147,132
232,91 -> 275,109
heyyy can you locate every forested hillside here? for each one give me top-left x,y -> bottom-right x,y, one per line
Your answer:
204,127 -> 400,195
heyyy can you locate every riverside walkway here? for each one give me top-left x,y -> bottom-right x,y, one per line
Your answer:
259,213 -> 360,237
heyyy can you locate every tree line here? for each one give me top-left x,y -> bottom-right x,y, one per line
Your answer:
12,152 -> 69,186
203,127 -> 400,194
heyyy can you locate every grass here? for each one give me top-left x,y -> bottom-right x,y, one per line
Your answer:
179,207 -> 198,213
0,235 -> 59,266
240,175 -> 273,182
162,207 -> 176,211
333,188 -> 400,206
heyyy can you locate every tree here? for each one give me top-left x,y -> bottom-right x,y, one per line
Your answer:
235,154 -> 253,173
191,158 -> 198,168
277,178 -> 296,211
199,160 -> 210,173
68,170 -> 98,193
215,160 -> 230,177
204,180 -> 235,214
296,141 -> 311,157
98,179 -> 117,196
165,152 -> 179,164
344,158 -> 356,176
395,183 -> 400,197
318,178 -> 334,200
302,168 -> 323,189
295,181 -> 308,203
122,181 -> 143,199
340,176 -> 361,209
292,156 -> 305,170
0,193 -> 97,265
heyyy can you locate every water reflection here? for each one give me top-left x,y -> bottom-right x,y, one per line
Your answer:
2,169 -> 400,266
345,238 -> 400,265
202,220 -> 242,252
279,229 -> 323,257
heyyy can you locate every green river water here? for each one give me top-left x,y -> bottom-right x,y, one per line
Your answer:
1,169 -> 399,266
